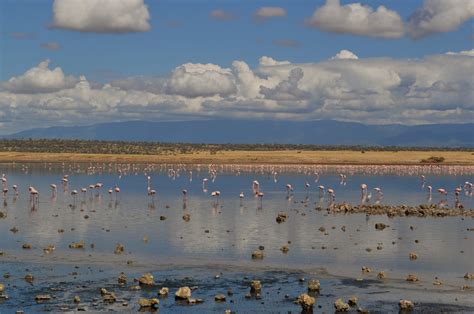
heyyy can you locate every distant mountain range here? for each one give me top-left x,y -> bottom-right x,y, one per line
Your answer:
4,120 -> 473,147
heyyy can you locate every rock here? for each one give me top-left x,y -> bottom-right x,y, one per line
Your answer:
319,226 -> 326,232
348,296 -> 358,306
186,298 -> 204,304
118,272 -> 127,285
276,212 -> 288,223
35,294 -> 52,302
375,223 -> 387,230
74,295 -> 81,303
69,241 -> 85,249
22,243 -> 32,249
0,212 -> 6,218
138,298 -> 159,309
409,252 -> 418,260
406,274 -> 419,282
114,243 -> 124,254
250,280 -> 262,293
334,298 -> 350,311
160,215 -> 167,221
10,227 -> 19,233
377,271 -> 386,279
433,279 -> 443,285
24,274 -> 34,283
138,273 -> 154,286
215,294 -> 226,302
307,279 -> 320,292
399,299 -> 414,310
183,214 -> 191,222
464,273 -> 473,280
462,285 -> 473,290
296,293 -> 315,311
43,245 -> 56,254
130,285 -> 141,291
100,288 -> 116,302
175,286 -> 192,300
251,250 -> 264,259
280,245 -> 289,253
361,266 -> 371,273
158,287 -> 169,296
0,284 -> 4,293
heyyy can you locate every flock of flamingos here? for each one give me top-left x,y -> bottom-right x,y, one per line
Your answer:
0,163 -> 473,211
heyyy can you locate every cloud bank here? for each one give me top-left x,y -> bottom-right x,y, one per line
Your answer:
0,50 -> 473,133
51,0 -> 151,33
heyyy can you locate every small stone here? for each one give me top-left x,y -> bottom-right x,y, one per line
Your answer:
307,279 -> 320,292
215,294 -> 226,302
175,286 -> 192,300
158,287 -> 169,296
251,250 -> 264,259
138,273 -> 154,285
377,271 -> 386,279
35,294 -> 52,302
280,245 -> 289,253
24,274 -> 34,283
399,299 -> 414,310
409,252 -> 418,260
160,215 -> 167,221
334,298 -> 350,312
73,295 -> 81,303
9,227 -> 19,233
276,212 -> 288,223
182,214 -> 191,222
406,274 -> 419,282
433,279 -> 443,285
361,266 -> 371,273
464,273 -> 473,280
118,272 -> 127,285
138,298 -> 159,309
69,241 -> 85,249
348,296 -> 358,306
296,293 -> 315,311
375,223 -> 387,230
114,243 -> 124,254
22,243 -> 32,249
250,280 -> 262,293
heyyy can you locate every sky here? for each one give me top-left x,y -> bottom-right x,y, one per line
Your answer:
0,0 -> 473,134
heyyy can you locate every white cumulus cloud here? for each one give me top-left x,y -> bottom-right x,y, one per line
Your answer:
332,49 -> 359,60
51,0 -> 151,33
306,0 -> 404,38
254,7 -> 287,20
407,0 -> 474,38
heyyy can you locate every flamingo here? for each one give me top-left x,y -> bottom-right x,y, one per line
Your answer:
211,190 -> 220,205
12,184 -> 18,196
318,185 -> 325,198
81,187 -> 87,199
427,185 -> 432,201
252,180 -> 260,195
88,184 -> 95,197
182,189 -> 188,201
305,182 -> 310,196
71,189 -> 78,205
108,188 -> 113,200
327,188 -> 335,204
437,188 -> 448,196
239,192 -> 244,206
361,184 -> 368,202
28,186 -> 39,205
50,184 -> 57,197
95,183 -> 103,195
420,175 -> 426,187
285,184 -> 293,198
147,176 -> 156,201
257,191 -> 264,207
114,185 -> 120,200
202,178 -> 209,191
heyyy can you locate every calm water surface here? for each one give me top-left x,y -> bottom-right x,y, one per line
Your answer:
0,163 -> 473,312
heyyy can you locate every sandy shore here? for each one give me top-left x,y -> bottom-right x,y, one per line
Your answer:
0,150 -> 473,165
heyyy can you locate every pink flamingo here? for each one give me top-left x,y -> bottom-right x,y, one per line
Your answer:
95,183 -> 103,195
202,178 -> 209,192
114,185 -> 121,200
211,190 -> 220,205
327,188 -> 335,204
12,184 -> 18,196
50,184 -> 57,197
28,186 -> 39,205
81,187 -> 87,199
147,176 -> 156,201
252,180 -> 260,195
239,192 -> 244,206
318,185 -> 325,198
71,189 -> 78,205
182,189 -> 188,201
108,188 -> 113,200
360,184 -> 368,202
286,184 -> 293,198
427,185 -> 432,201
257,191 -> 264,207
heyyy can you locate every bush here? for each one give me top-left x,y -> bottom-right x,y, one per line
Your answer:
421,156 -> 445,163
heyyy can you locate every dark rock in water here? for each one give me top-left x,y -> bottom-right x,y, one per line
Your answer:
138,273 -> 154,286
464,273 -> 473,280
215,294 -> 226,302
100,288 -> 116,303
0,212 -> 6,219
406,274 -> 419,282
334,298 -> 350,311
251,250 -> 264,259
399,299 -> 414,310
73,295 -> 81,303
377,271 -> 386,279
375,223 -> 387,230
160,215 -> 167,221
250,280 -> 262,293
22,243 -> 32,249
182,214 -> 191,222
24,274 -> 34,283
114,243 -> 124,254
69,241 -> 85,249
118,272 -> 127,285
348,296 -> 358,306
307,279 -> 320,292
276,212 -> 288,223
296,293 -> 315,311
138,297 -> 159,309
409,252 -> 418,260
280,245 -> 289,253
175,286 -> 192,300
35,294 -> 52,302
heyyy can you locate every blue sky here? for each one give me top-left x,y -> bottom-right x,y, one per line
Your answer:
0,0 -> 473,133
1,0 -> 472,81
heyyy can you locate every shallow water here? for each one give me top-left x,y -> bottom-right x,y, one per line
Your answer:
0,163 -> 473,312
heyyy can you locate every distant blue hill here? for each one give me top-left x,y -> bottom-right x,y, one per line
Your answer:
4,120 -> 473,147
